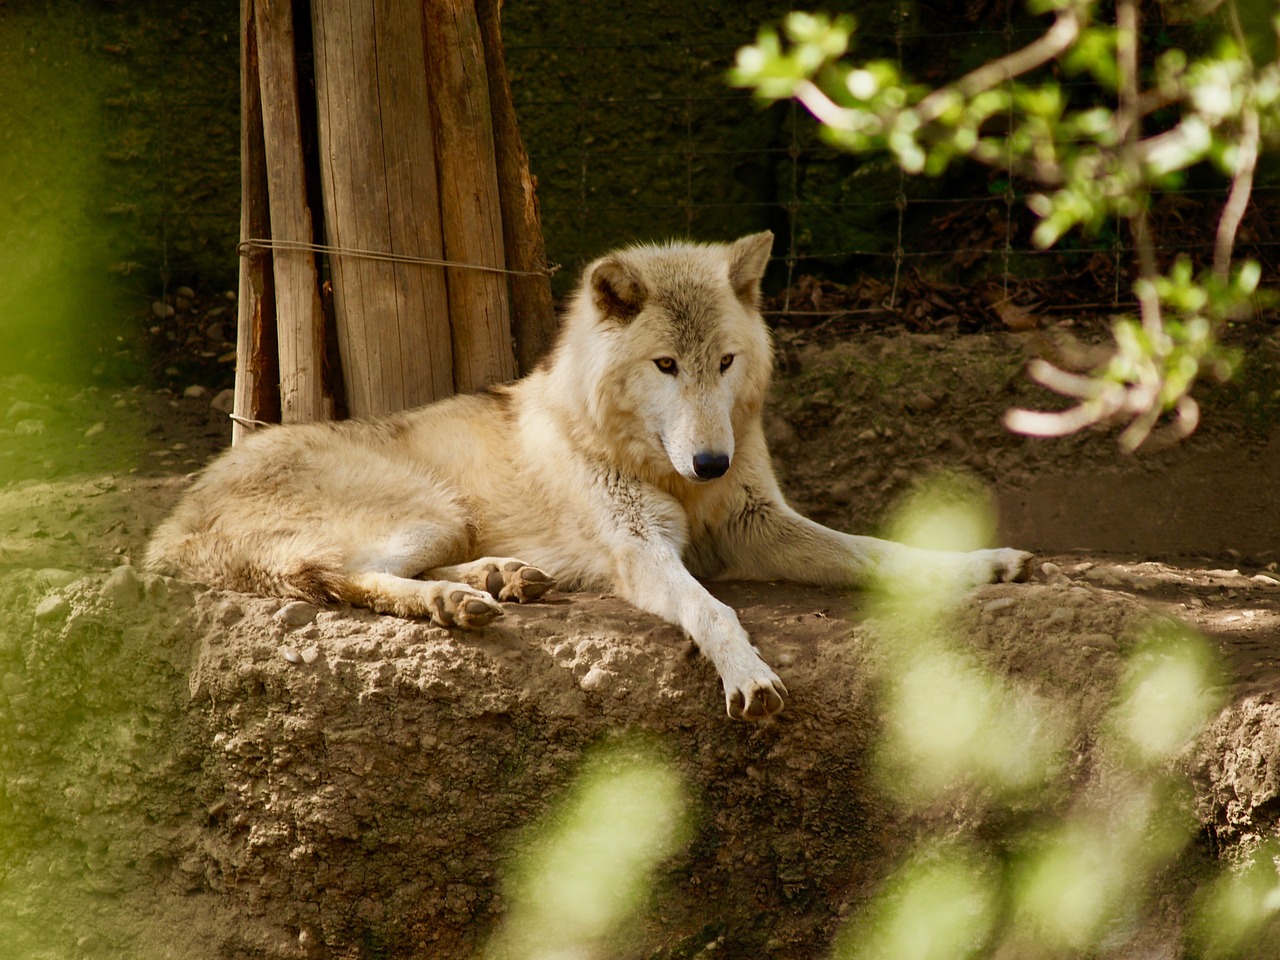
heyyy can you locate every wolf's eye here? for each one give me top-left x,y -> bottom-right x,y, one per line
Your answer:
720,353 -> 735,373
654,357 -> 678,375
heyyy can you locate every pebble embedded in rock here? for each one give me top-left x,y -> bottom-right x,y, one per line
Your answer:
183,384 -> 209,399
36,568 -> 77,588
34,594 -> 71,622
5,400 -> 50,421
579,665 -> 610,691
84,421 -> 106,438
904,392 -> 938,413
102,564 -> 143,608
15,418 -> 45,436
275,601 -> 319,627
216,599 -> 244,626
983,596 -> 1016,615
280,645 -> 303,664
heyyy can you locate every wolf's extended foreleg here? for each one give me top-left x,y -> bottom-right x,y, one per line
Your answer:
714,494 -> 1032,588
616,542 -> 787,719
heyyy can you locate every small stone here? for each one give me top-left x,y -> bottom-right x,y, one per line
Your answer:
580,665 -> 610,691
1040,561 -> 1062,578
275,600 -> 319,627
983,596 -> 1016,615
15,419 -> 45,436
1083,565 -> 1124,586
5,400 -> 50,421
215,599 -> 244,626
151,300 -> 175,319
102,564 -> 143,608
280,645 -> 303,664
34,595 -> 71,622
827,479 -> 853,505
1078,632 -> 1119,652
204,321 -> 226,343
764,415 -> 798,453
84,421 -> 106,438
210,388 -> 236,415
904,392 -> 938,414
301,645 -> 321,664
183,384 -> 208,399
175,285 -> 196,299
36,568 -> 77,588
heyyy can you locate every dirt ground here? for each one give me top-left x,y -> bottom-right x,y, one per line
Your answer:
2,306 -> 1280,958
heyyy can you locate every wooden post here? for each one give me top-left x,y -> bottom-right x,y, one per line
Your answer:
233,0 -> 280,444
254,0 -> 328,424
423,0 -> 518,393
475,0 -> 558,374
310,0 -> 456,416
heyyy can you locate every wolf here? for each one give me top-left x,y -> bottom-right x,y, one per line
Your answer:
146,231 -> 1031,720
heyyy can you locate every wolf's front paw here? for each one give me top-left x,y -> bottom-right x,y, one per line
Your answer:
725,668 -> 788,721
974,547 -> 1034,583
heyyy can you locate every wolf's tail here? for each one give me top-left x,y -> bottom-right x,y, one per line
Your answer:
143,524 -> 348,605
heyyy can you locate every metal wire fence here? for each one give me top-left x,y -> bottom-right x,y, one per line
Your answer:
501,3 -> 1280,318
34,0 -> 1279,330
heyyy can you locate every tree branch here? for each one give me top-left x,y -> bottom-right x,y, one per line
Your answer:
915,9 -> 1083,125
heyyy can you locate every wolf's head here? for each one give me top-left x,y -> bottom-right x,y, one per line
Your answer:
553,232 -> 775,484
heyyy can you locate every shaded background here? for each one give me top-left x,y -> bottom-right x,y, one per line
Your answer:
0,0 -> 1274,381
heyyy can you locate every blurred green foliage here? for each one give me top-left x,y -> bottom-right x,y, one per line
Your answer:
846,478 -> 1274,959
0,12 -> 128,382
486,739 -> 690,960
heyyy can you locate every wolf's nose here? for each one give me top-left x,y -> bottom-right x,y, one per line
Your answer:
692,452 -> 730,480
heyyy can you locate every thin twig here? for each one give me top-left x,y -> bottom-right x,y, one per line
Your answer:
1214,0 -> 1259,279
915,10 -> 1083,125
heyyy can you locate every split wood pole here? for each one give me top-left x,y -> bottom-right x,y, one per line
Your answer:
423,0 -> 518,392
476,0 -> 558,373
252,0 -> 329,424
310,0 -> 456,416
232,0 -> 280,445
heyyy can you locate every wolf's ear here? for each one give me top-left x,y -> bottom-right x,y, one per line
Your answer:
728,231 -> 774,307
589,256 -> 648,322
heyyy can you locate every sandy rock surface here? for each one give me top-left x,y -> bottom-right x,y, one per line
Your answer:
2,335 -> 1280,957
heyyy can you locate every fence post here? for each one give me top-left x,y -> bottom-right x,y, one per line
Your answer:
232,0 -> 280,445
310,0 -> 457,416
423,0 -> 518,392
254,0 -> 329,424
476,0 -> 558,374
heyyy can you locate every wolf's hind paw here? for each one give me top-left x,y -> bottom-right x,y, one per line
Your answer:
483,559 -> 556,603
430,557 -> 555,604
430,585 -> 504,630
